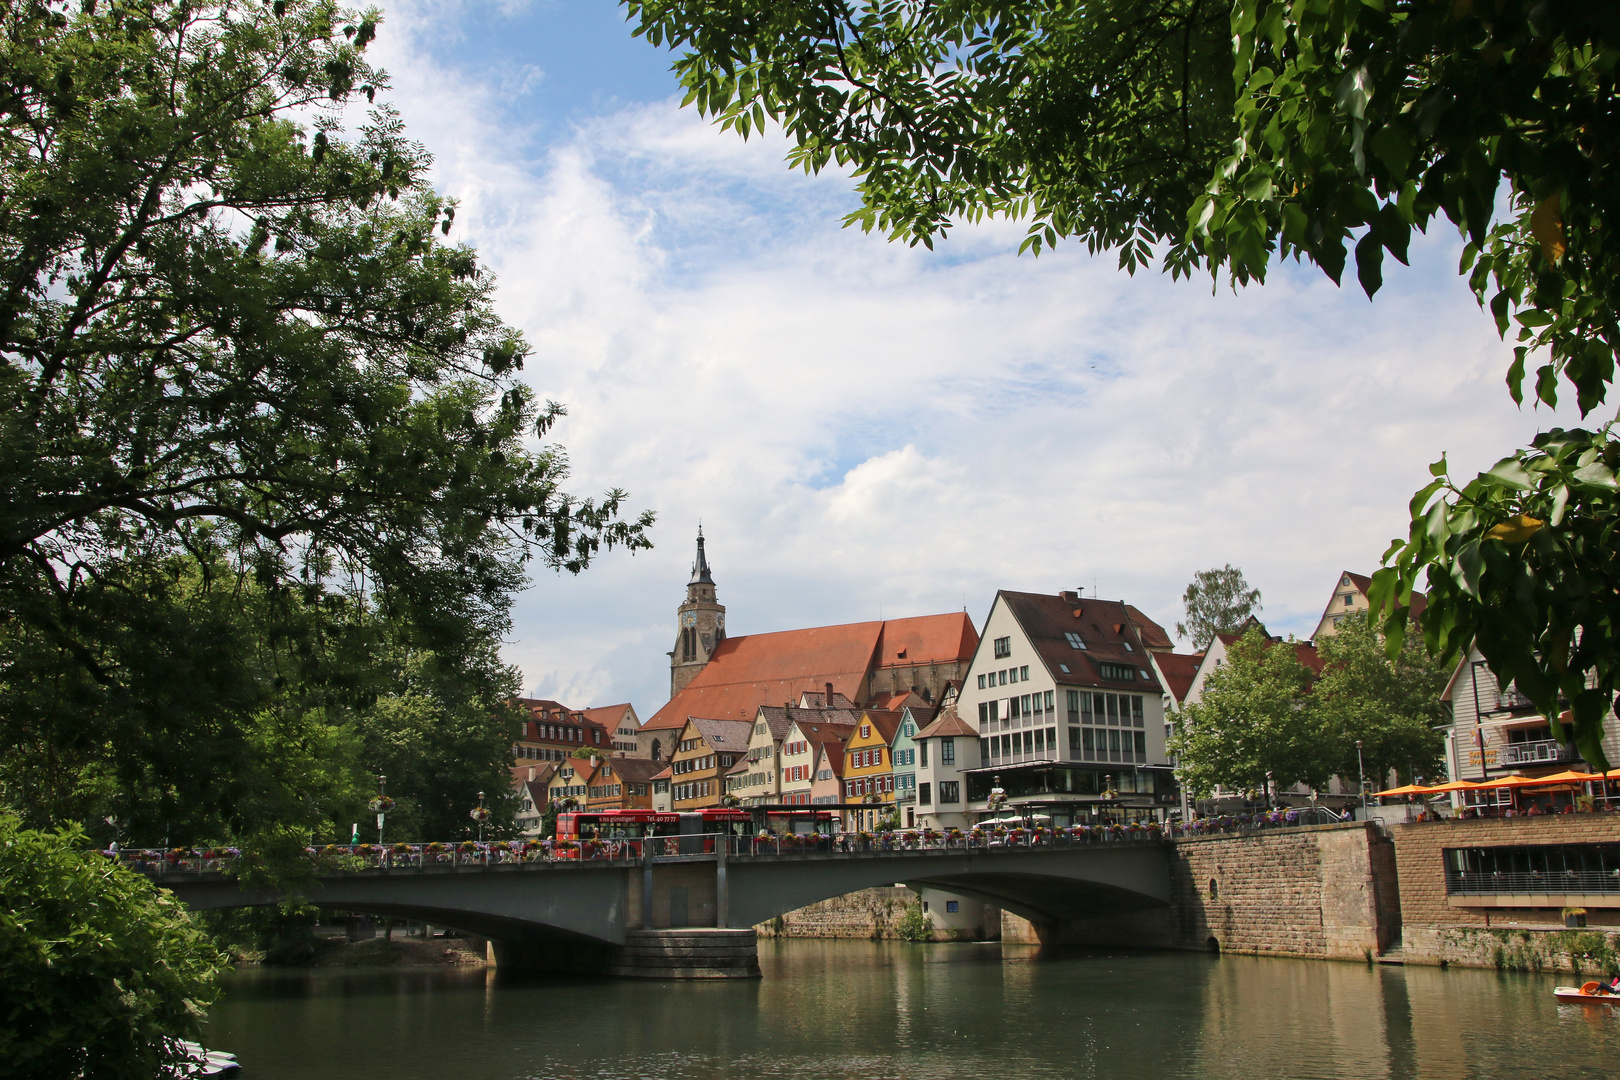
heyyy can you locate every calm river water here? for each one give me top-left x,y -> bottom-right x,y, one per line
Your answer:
204,940 -> 1619,1079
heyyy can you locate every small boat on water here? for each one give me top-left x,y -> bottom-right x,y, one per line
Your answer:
1555,982 -> 1620,1005
173,1039 -> 241,1076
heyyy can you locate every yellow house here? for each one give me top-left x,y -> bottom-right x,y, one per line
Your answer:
841,710 -> 902,831
547,757 -> 596,811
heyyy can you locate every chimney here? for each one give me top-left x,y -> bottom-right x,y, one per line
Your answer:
825,682 -> 834,706
1060,589 -> 1080,604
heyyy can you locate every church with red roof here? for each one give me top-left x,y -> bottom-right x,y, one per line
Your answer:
638,532 -> 979,761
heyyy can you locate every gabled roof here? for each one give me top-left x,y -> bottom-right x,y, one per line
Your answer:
1328,570 -> 1428,624
752,706 -> 799,741
869,689 -> 927,712
873,612 -> 979,668
686,716 -> 754,753
1125,606 -> 1175,651
817,741 -> 846,777
598,757 -> 665,784
651,764 -> 672,781
792,720 -> 856,751
644,612 -> 977,730
581,703 -> 635,727
915,706 -> 976,740
797,690 -> 858,709
900,704 -> 939,729
726,757 -> 749,776
1000,591 -> 1164,693
551,757 -> 598,784
1213,626 -> 1324,676
1151,653 -> 1204,703
853,709 -> 903,746
509,762 -> 558,786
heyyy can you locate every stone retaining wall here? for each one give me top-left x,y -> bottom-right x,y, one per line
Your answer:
753,886 -> 997,941
1389,814 -> 1620,970
1009,823 -> 1397,962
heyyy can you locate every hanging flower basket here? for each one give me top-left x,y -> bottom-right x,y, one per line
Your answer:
368,796 -> 395,813
469,806 -> 492,823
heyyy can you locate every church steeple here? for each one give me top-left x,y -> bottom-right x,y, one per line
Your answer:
690,526 -> 715,586
671,526 -> 725,697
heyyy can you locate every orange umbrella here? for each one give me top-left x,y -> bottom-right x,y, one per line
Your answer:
1373,783 -> 1433,797
1473,774 -> 1551,788
1422,779 -> 1490,793
1525,769 -> 1601,786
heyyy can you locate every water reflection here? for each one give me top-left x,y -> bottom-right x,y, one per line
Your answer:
204,941 -> 1620,1080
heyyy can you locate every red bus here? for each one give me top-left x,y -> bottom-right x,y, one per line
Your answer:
555,808 -> 752,856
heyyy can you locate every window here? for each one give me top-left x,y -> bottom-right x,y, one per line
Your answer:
1122,641 -> 1133,653
1134,731 -> 1146,757
1020,665 -> 1029,680
1097,662 -> 1137,681
1021,694 -> 1032,715
998,670 -> 1007,686
1044,690 -> 1054,712
872,747 -> 882,766
978,673 -> 987,689
1344,593 -> 1356,607
978,702 -> 989,727
994,636 -> 1011,658
1067,689 -> 1081,722
979,738 -> 990,760
861,724 -> 870,738
1064,632 -> 1086,650
919,741 -> 928,768
946,900 -> 959,914
919,782 -> 931,805
941,738 -> 955,765
1034,727 -> 1045,752
940,781 -> 960,803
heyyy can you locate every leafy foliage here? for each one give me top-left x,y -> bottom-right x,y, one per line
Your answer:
0,1 -> 650,845
0,816 -> 226,1080
1169,627 -> 1322,799
1175,564 -> 1262,649
1372,428 -> 1620,770
1169,619 -> 1447,799
1313,613 -> 1448,786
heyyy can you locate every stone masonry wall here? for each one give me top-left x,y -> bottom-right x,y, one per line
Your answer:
755,887 -> 920,940
1390,814 -> 1620,970
1021,823 -> 1395,962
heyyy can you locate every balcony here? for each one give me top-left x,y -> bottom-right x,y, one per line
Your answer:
1500,739 -> 1583,767
1448,869 -> 1620,898
1495,684 -> 1536,711
895,790 -> 916,805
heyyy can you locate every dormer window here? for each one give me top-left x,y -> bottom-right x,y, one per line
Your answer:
1122,642 -> 1134,652
1064,632 -> 1087,650
1058,663 -> 1071,674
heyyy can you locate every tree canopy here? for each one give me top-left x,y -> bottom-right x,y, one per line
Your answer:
628,0 -> 1619,764
1175,564 -> 1262,650
1169,617 -> 1448,801
1,1 -> 650,847
0,816 -> 226,1080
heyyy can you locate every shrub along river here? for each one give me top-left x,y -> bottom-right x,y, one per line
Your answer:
204,939 -> 1618,1079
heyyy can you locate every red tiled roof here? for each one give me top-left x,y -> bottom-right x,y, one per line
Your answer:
1153,653 -> 1203,703
687,717 -> 754,753
651,765 -> 672,781
1294,641 -> 1325,675
596,757 -> 664,784
580,704 -> 633,726
1000,591 -> 1163,693
1125,606 -> 1174,650
915,706 -> 975,740
874,612 -> 979,668
819,741 -> 845,777
643,612 -> 977,730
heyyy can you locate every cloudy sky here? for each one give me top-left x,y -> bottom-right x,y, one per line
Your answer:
368,0 -> 1577,715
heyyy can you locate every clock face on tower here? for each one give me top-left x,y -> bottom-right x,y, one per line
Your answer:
716,614 -> 724,630
681,611 -> 697,628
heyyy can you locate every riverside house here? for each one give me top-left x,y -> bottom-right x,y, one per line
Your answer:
913,706 -> 978,832
779,718 -> 855,805
843,710 -> 902,831
891,705 -> 935,828
669,716 -> 752,809
586,756 -> 663,811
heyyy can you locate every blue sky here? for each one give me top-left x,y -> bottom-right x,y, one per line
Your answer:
369,1 -> 1580,715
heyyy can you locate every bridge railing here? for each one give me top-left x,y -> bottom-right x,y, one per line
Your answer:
111,812 -> 1350,875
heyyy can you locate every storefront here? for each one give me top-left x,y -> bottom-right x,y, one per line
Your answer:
964,762 -> 1179,826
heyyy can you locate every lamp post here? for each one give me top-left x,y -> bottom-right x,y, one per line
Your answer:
1356,740 -> 1367,820
369,774 -> 391,846
470,790 -> 489,845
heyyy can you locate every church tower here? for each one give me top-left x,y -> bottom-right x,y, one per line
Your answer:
670,527 -> 726,697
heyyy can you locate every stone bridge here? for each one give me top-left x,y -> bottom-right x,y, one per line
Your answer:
156,842 -> 1172,977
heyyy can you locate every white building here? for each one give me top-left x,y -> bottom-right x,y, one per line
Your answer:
912,706 -> 979,830
953,590 -> 1180,824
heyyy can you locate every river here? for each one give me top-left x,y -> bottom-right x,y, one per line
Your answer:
203,940 -> 1618,1079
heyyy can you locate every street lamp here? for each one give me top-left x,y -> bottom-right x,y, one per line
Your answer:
470,790 -> 490,845
368,774 -> 394,846
1356,740 -> 1367,820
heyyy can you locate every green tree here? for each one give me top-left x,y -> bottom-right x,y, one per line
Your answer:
1175,564 -> 1263,650
1313,613 -> 1449,788
1168,626 -> 1324,801
1,0 -> 651,838
627,0 -> 1619,760
0,816 -> 226,1079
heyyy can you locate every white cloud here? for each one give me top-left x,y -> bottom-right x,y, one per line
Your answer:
371,3 -> 1583,712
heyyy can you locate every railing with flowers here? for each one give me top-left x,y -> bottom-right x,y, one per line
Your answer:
116,811 -> 1355,874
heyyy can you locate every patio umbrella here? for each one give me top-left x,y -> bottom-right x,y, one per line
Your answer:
1526,769 -> 1601,785
1419,779 -> 1489,793
1372,783 -> 1433,797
